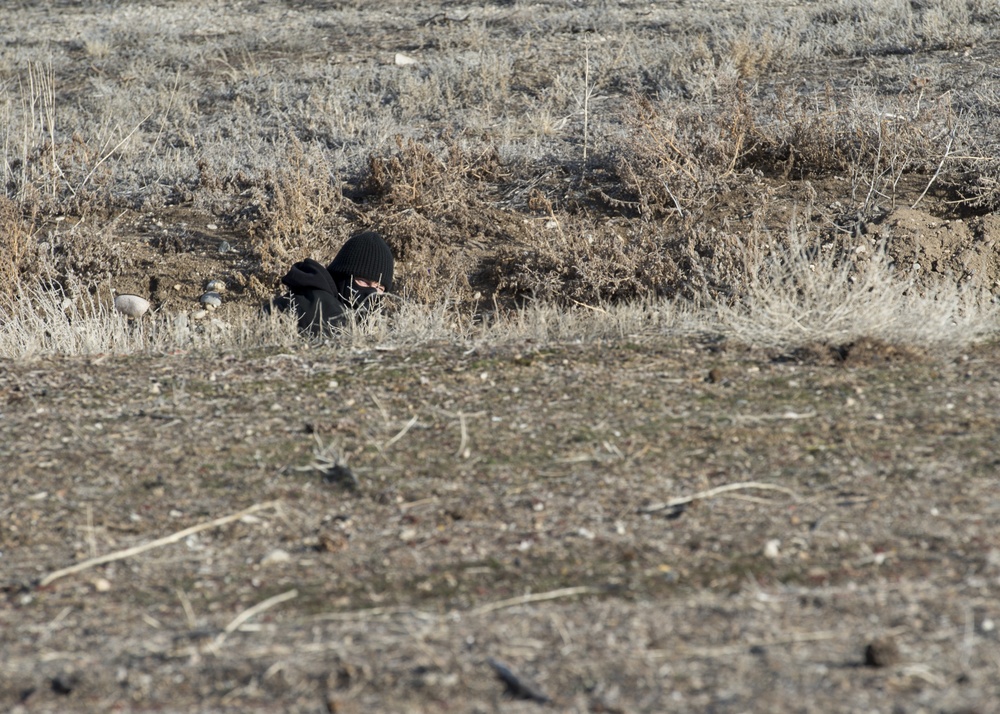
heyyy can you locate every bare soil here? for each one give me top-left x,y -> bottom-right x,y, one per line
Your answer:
3,338 -> 1000,712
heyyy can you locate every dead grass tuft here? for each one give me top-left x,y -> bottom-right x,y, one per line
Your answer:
0,196 -> 39,300
710,228 -> 1000,351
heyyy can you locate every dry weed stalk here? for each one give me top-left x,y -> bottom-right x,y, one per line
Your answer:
38,501 -> 281,588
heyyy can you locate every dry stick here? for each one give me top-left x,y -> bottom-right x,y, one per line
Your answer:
468,586 -> 601,616
912,130 -> 955,209
384,415 -> 418,450
308,587 -> 601,624
639,482 -> 798,515
214,589 -> 299,648
583,45 -> 590,167
38,501 -> 280,588
455,411 -> 469,458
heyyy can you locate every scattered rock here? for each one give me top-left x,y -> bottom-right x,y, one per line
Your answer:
204,279 -> 226,293
864,636 -> 900,668
322,463 -> 359,490
217,241 -> 231,254
200,292 -> 222,309
488,658 -> 551,704
261,549 -> 291,566
50,674 -> 78,696
113,294 -> 150,318
394,52 -> 418,66
763,539 -> 782,559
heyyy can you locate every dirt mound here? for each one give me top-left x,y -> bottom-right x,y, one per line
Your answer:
873,207 -> 1000,292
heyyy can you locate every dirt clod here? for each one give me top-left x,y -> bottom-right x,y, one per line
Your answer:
864,637 -> 901,668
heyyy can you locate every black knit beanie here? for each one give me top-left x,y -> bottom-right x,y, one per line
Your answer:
327,231 -> 394,292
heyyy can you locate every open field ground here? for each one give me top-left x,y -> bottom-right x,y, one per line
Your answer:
2,0 -> 1000,712
4,339 -> 1000,712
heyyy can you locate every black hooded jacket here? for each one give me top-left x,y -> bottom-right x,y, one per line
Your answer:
276,232 -> 394,334
280,258 -> 348,333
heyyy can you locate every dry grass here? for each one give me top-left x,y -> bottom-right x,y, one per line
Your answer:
709,229 -> 1000,350
4,234 -> 994,360
1,0 -> 999,349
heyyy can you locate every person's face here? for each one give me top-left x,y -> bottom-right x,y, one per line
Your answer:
353,277 -> 385,293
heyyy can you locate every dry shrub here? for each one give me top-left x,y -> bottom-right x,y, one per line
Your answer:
212,138 -> 349,286
0,197 -> 39,299
745,90 -> 954,192
359,137 -> 525,303
490,215 -> 683,304
609,88 -> 961,220
607,93 -> 759,219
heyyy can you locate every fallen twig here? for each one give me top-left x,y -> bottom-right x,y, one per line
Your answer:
469,586 -> 600,616
214,589 -> 298,648
38,501 -> 280,588
384,415 -> 418,450
639,482 -> 798,515
306,586 -> 600,624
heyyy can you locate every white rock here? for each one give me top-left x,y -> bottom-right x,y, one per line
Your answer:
200,292 -> 222,309
205,279 -> 226,293
261,548 -> 291,566
395,52 -> 418,66
114,294 -> 150,317
763,539 -> 782,559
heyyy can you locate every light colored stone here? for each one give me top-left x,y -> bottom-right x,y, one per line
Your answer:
200,292 -> 222,309
113,294 -> 150,317
261,548 -> 291,566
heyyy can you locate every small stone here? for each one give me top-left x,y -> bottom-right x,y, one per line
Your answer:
207,223 -> 218,230
173,283 -> 182,291
50,674 -> 78,696
218,241 -> 231,254
864,636 -> 900,668
261,549 -> 291,566
763,539 -> 781,559
394,52 -> 418,66
92,577 -> 112,592
113,294 -> 150,318
204,279 -> 225,293
191,309 -> 208,320
200,292 -> 222,309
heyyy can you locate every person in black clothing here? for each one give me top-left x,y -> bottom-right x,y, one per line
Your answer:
272,231 -> 394,334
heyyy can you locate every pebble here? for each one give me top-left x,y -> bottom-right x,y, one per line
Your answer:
261,549 -> 291,566
864,636 -> 900,667
763,539 -> 782,559
113,294 -> 150,318
218,241 -> 231,254
200,292 -> 222,309
205,279 -> 226,293
207,223 -> 218,230
191,309 -> 208,320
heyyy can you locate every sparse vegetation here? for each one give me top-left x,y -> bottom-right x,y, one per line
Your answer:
3,2 -> 1000,712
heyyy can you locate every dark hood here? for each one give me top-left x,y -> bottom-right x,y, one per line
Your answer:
281,258 -> 339,295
